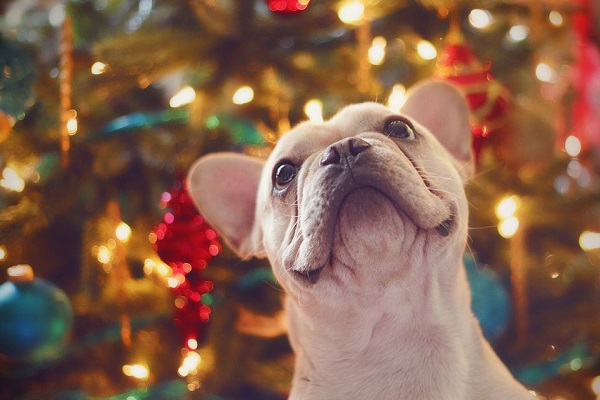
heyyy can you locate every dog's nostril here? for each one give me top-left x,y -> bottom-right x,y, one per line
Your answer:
349,138 -> 370,156
321,146 -> 341,166
321,138 -> 371,166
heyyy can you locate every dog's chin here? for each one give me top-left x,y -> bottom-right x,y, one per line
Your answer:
332,187 -> 411,266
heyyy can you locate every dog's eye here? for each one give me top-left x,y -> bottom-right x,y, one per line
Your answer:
385,119 -> 415,140
274,162 -> 297,190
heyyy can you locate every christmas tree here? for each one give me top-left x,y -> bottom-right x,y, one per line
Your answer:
1,0 -> 600,399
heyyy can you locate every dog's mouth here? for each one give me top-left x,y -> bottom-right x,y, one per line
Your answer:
288,186 -> 457,286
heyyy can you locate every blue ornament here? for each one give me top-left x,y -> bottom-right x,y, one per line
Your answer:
0,265 -> 73,363
464,253 -> 511,342
0,38 -> 36,119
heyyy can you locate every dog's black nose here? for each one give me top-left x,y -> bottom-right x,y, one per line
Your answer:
320,137 -> 371,166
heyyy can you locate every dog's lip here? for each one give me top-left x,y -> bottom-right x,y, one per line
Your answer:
292,264 -> 326,284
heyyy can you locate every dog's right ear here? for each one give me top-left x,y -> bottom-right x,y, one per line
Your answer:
187,153 -> 265,259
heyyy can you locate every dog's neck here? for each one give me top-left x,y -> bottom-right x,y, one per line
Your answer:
285,253 -> 526,400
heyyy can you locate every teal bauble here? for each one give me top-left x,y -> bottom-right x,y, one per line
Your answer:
0,265 -> 73,363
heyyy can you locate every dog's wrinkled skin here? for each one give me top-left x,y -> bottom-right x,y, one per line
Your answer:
188,81 -> 533,400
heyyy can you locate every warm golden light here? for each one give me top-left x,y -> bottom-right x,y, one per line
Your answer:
468,9 -> 493,29
66,110 -> 78,135
580,231 -> 600,251
0,167 -> 25,192
169,86 -> 196,108
115,222 -> 132,243
416,40 -> 437,61
122,364 -> 149,380
498,216 -> 519,239
368,36 -> 387,65
495,195 -> 520,220
591,375 -> 600,394
387,84 -> 407,110
338,0 -> 365,24
96,245 -> 112,264
178,350 -> 202,377
565,135 -> 582,157
91,61 -> 108,75
0,246 -> 7,261
303,99 -> 324,122
232,86 -> 254,105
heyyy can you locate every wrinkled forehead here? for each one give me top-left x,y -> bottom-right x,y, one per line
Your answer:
268,103 -> 404,164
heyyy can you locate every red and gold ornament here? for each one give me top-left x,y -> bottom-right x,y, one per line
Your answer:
152,178 -> 221,349
435,29 -> 511,162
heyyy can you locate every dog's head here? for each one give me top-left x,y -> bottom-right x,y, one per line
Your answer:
188,81 -> 472,301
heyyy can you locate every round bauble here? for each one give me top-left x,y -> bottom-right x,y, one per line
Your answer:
0,265 -> 73,363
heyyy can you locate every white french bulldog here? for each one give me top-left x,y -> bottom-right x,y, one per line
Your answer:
187,81 -> 533,400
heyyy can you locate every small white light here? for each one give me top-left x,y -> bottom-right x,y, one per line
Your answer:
536,63 -> 557,83
565,135 -> 582,157
122,364 -> 149,380
498,216 -> 519,239
416,40 -> 437,61
169,86 -> 196,108
232,86 -> 254,105
303,99 -> 324,122
368,36 -> 387,66
469,9 -> 493,30
549,11 -> 564,27
580,231 -> 600,251
0,167 -> 25,192
338,0 -> 365,24
507,25 -> 529,42
115,222 -> 132,243
91,62 -> 108,75
387,84 -> 407,110
495,195 -> 520,220
0,246 -> 7,261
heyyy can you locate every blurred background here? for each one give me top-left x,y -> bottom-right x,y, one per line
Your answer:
0,0 -> 600,399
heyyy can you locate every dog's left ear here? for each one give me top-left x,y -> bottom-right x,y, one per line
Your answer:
187,153 -> 265,259
401,80 -> 474,180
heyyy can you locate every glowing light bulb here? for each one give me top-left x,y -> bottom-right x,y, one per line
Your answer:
96,245 -> 112,264
115,222 -> 132,243
0,167 -> 25,192
304,99 -> 323,122
338,0 -> 364,24
187,338 -> 198,350
232,86 -> 254,105
495,195 -> 520,219
91,62 -> 108,75
368,36 -> 387,65
416,40 -> 437,61
565,135 -> 582,157
535,63 -> 557,83
387,84 -> 407,110
549,11 -> 563,27
498,216 -> 519,238
66,109 -> 78,135
0,245 -> 7,261
178,350 -> 202,377
169,86 -> 196,108
507,25 -> 529,42
591,375 -> 600,394
468,9 -> 493,29
579,231 -> 600,251
122,364 -> 149,380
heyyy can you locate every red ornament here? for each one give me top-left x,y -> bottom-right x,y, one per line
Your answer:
265,0 -> 310,14
435,30 -> 511,162
152,178 -> 221,348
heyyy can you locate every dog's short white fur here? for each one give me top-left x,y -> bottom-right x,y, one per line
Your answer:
188,81 -> 533,399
